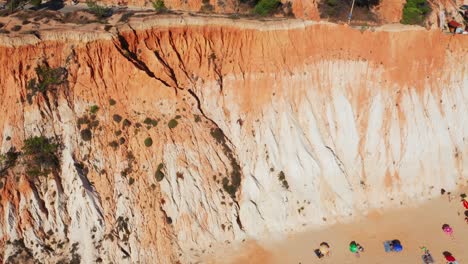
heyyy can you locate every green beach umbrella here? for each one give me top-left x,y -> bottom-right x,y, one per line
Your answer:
350,242 -> 358,253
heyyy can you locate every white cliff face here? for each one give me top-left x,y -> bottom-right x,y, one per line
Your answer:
0,19 -> 467,263
193,57 -> 468,240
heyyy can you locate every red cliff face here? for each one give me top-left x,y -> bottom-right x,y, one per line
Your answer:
0,18 -> 467,263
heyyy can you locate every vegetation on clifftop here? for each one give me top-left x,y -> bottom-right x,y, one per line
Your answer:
152,0 -> 167,12
401,0 -> 431,25
253,0 -> 280,16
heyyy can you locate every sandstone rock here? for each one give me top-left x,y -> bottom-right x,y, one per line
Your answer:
0,18 -> 467,263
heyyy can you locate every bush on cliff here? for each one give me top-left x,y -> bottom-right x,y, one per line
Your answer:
30,0 -> 42,7
22,136 -> 60,177
401,0 -> 430,25
0,148 -> 19,176
86,0 -> 112,18
26,64 -> 67,104
152,0 -> 167,12
253,0 -> 280,16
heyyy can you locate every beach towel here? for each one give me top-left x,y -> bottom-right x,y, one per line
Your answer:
422,252 -> 434,264
383,241 -> 392,252
314,249 -> 323,258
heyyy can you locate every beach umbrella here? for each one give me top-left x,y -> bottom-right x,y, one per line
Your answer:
443,225 -> 453,235
393,243 -> 403,252
349,242 -> 358,253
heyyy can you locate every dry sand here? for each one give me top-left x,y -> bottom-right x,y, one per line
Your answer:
215,187 -> 468,264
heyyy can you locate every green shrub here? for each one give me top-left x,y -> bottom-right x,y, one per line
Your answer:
109,98 -> 116,105
89,105 -> 99,114
112,114 -> 122,123
80,129 -> 92,141
0,148 -> 19,175
194,115 -> 201,122
152,0 -> 167,12
200,0 -> 214,12
22,136 -> 59,177
26,64 -> 67,104
278,171 -> 289,190
144,137 -> 153,147
30,0 -> 41,6
210,128 -> 224,143
122,119 -> 132,127
109,141 -> 119,148
168,119 -> 178,129
254,0 -> 280,16
155,163 -> 165,182
144,117 -> 158,127
401,0 -> 430,25
86,0 -> 112,18
11,25 -> 21,31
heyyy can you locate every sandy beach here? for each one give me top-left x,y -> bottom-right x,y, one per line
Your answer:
213,187 -> 468,264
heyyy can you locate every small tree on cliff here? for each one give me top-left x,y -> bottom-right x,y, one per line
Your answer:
253,0 -> 280,16
152,0 -> 167,12
401,0 -> 431,25
22,136 -> 60,177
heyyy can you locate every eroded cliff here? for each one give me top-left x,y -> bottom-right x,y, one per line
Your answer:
0,18 -> 467,263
